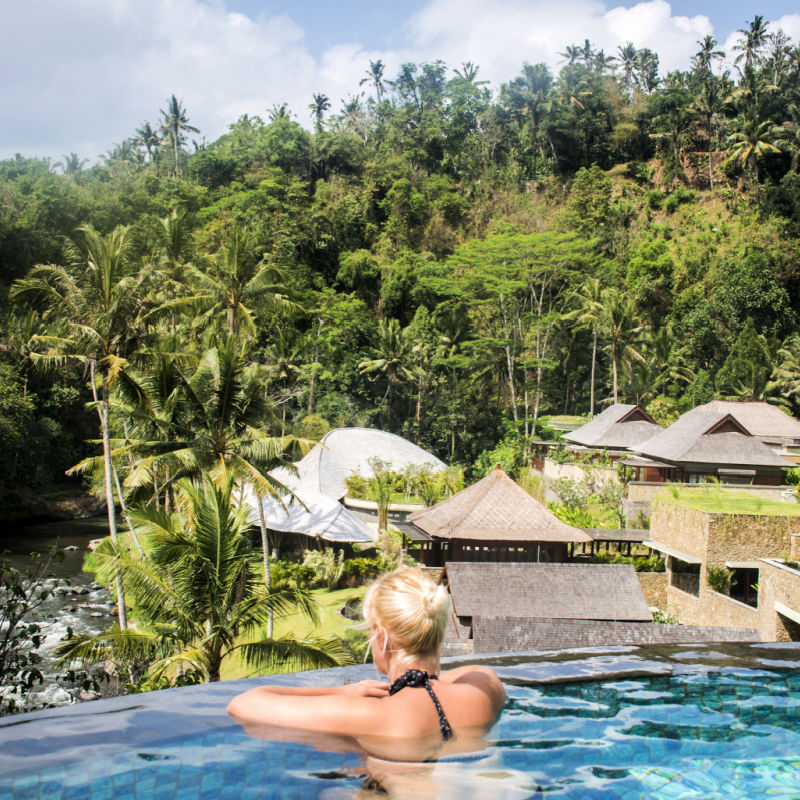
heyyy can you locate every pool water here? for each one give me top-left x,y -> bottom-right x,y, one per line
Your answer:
2,645 -> 800,799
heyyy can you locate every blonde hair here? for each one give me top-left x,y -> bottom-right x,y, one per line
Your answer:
362,567 -> 450,673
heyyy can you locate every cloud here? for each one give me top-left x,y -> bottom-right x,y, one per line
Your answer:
1,0 -> 792,162
404,0 -> 712,82
0,0 -> 317,160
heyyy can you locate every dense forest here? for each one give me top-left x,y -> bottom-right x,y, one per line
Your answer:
2,17 -> 800,518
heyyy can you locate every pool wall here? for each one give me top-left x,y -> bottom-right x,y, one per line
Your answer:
3,642 -> 800,781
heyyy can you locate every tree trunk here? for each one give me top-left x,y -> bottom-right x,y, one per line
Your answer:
257,498 -> 274,638
113,467 -> 145,557
590,327 -> 597,416
97,364 -> 128,629
307,317 -> 323,416
612,349 -> 619,404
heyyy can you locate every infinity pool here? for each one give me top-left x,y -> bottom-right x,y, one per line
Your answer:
2,643 -> 800,799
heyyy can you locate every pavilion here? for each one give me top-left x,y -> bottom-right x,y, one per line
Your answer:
404,465 -> 591,566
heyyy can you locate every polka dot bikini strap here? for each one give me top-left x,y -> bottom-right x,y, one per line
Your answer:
388,669 -> 454,741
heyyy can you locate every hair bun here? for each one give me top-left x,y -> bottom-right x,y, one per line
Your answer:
422,581 -> 450,620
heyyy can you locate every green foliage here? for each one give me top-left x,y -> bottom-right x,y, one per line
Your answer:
58,476 -> 349,683
651,607 -> 680,624
585,550 -> 665,572
706,565 -> 733,594
301,548 -> 345,591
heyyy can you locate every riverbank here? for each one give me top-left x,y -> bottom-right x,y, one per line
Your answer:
1,485 -> 104,525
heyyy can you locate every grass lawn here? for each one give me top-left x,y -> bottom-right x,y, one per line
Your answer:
656,487 -> 800,516
220,585 -> 367,681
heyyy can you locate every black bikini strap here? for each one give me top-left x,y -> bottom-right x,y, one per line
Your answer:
388,669 -> 453,740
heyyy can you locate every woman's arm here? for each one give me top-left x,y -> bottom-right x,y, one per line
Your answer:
236,680 -> 388,698
227,681 -> 393,736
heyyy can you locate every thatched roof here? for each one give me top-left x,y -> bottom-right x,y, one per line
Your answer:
468,617 -> 760,653
241,487 -> 377,543
408,466 -> 591,543
636,408 -> 793,469
442,562 -> 652,621
563,404 -> 662,449
270,427 -> 445,500
701,401 -> 800,443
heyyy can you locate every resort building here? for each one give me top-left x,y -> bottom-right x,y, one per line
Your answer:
695,400 -> 800,464
632,405 -> 793,486
439,561 -> 758,654
405,465 -> 591,566
646,492 -> 800,641
561,403 -> 663,459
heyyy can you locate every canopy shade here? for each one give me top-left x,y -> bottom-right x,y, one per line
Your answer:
241,486 -> 377,543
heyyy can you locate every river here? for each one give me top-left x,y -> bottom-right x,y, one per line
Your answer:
2,516 -> 116,708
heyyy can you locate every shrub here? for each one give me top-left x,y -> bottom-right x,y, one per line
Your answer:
341,556 -> 384,586
647,189 -> 664,209
301,548 -> 345,591
706,565 -> 733,594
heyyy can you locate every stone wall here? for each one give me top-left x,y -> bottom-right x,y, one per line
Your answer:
759,560 -> 800,641
649,501 -> 710,561
651,502 -> 800,640
665,583 -> 761,630
636,571 -> 667,608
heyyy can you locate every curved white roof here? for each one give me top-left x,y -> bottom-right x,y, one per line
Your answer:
241,487 -> 377,543
272,427 -> 446,500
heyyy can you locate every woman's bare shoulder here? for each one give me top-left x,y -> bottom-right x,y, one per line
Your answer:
440,664 -> 502,682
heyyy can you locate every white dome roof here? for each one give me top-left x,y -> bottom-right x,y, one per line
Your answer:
273,427 -> 446,500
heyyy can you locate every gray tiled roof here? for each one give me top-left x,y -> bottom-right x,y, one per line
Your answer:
409,466 -> 591,543
469,617 -> 760,653
563,404 -> 662,449
701,401 -> 800,442
636,408 -> 792,468
442,562 -> 652,621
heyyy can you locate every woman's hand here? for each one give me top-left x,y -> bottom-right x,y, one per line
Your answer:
337,680 -> 389,698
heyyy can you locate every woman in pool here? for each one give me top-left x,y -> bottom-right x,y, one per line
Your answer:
227,567 -> 505,756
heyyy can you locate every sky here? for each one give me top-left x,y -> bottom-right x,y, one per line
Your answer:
2,0 -> 800,163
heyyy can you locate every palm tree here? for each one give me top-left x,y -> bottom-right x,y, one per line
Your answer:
359,318 -> 415,425
598,289 -> 647,404
168,227 -> 297,340
559,44 -> 582,66
692,35 -> 725,74
568,277 -> 603,416
10,225 -> 155,629
616,43 -> 638,94
56,476 -> 347,683
724,114 -> 781,186
579,39 -> 595,68
308,93 -> 331,128
733,16 -> 770,70
135,121 -> 160,166
58,152 -> 87,177
453,62 -> 488,86
119,337 -> 310,632
268,103 -> 291,121
360,60 -> 387,104
159,95 -> 199,178
691,74 -> 727,188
